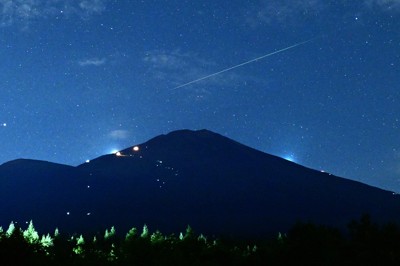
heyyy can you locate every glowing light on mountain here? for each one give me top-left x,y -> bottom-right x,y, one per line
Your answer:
284,155 -> 295,162
133,146 -> 139,151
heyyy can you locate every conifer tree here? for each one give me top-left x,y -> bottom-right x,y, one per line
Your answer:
125,227 -> 137,241
150,230 -> 164,244
40,234 -> 53,248
23,220 -> 39,244
73,235 -> 85,255
105,226 -> 116,240
141,224 -> 149,238
54,228 -> 59,238
6,221 -> 15,237
110,226 -> 116,238
197,234 -> 207,244
108,243 -> 117,261
184,225 -> 194,240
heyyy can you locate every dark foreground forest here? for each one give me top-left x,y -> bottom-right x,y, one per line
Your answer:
1,215 -> 400,266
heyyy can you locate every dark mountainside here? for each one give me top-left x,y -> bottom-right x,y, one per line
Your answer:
1,129 -> 400,238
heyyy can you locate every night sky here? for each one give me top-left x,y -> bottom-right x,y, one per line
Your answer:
0,1 -> 399,191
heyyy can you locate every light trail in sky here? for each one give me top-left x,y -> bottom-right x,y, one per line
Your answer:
172,38 -> 315,90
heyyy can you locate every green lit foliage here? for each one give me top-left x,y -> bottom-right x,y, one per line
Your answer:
3,216 -> 400,265
73,234 -> 85,255
0,221 -> 254,265
23,220 -> 39,244
0,222 -> 48,265
183,225 -> 194,240
40,234 -> 53,248
54,228 -> 59,238
6,221 -> 16,237
197,233 -> 207,244
108,243 -> 117,261
99,226 -> 119,261
277,232 -> 285,243
125,227 -> 137,241
140,224 -> 149,239
150,230 -> 164,244
104,226 -> 116,240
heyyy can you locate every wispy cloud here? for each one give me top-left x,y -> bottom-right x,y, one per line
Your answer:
79,0 -> 107,15
108,130 -> 130,140
245,0 -> 325,27
365,0 -> 400,11
0,0 -> 109,27
143,49 -> 263,91
245,0 -> 400,27
78,57 -> 107,67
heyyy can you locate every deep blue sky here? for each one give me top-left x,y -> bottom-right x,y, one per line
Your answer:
0,0 -> 399,191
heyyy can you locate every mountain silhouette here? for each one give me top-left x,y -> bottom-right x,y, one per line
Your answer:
1,129 -> 400,237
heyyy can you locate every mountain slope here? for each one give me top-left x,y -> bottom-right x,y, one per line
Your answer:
0,159 -> 92,232
1,129 -> 399,237
77,129 -> 400,236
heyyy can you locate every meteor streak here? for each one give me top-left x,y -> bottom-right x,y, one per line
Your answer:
172,38 -> 315,90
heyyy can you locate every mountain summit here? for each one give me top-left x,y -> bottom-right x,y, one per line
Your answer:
1,129 -> 400,237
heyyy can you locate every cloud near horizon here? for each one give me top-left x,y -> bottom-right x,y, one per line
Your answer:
78,58 -> 107,67
108,130 -> 130,140
143,49 -> 266,91
365,0 -> 400,11
0,0 -> 109,27
79,0 -> 107,14
245,0 -> 400,27
245,0 -> 325,26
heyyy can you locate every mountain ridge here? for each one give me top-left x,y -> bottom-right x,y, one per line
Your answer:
1,129 -> 399,237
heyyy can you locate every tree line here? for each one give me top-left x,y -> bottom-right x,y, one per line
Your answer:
1,215 -> 400,265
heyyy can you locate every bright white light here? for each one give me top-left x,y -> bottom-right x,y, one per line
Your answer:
283,155 -> 295,162
133,146 -> 139,151
115,151 -> 122,156
85,159 -> 90,163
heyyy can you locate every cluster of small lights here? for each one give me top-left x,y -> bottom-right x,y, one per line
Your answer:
153,159 -> 181,189
156,178 -> 167,188
320,170 -> 333,176
66,211 -> 92,216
